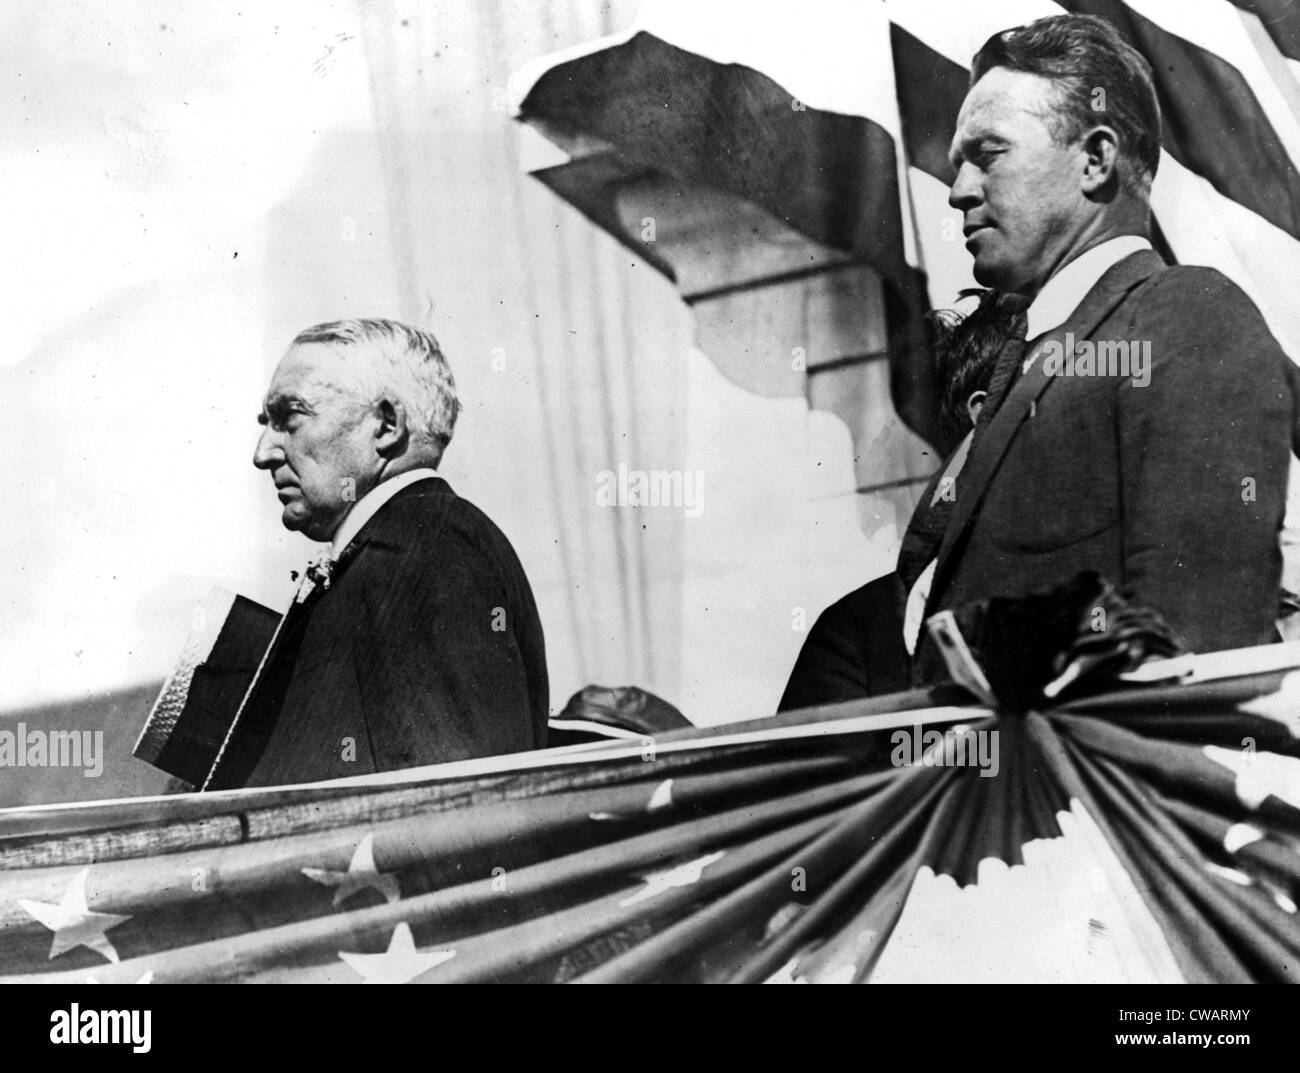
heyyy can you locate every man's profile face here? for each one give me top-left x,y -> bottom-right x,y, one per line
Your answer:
948,67 -> 1087,295
253,343 -> 377,542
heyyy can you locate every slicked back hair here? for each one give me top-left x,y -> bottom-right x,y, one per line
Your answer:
971,13 -> 1161,197
292,318 -> 461,461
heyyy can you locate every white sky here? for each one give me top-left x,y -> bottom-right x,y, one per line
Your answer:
3,2 -> 374,365
0,2 -> 386,708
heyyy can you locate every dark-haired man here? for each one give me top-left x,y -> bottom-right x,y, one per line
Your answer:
904,13 -> 1293,678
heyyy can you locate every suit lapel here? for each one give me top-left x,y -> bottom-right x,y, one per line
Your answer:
205,475 -> 453,789
334,475 -> 452,559
897,449 -> 966,591
926,249 -> 1166,611
899,463 -> 950,546
202,580 -> 326,789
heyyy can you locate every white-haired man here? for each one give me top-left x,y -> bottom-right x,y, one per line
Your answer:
205,318 -> 548,789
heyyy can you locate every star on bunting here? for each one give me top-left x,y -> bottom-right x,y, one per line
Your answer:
18,869 -> 131,963
619,850 -> 725,907
590,778 -> 676,821
763,957 -> 809,984
337,923 -> 455,983
646,778 -> 674,812
303,833 -> 400,907
86,970 -> 154,984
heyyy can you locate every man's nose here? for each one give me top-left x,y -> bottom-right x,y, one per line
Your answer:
948,162 -> 981,211
253,426 -> 282,470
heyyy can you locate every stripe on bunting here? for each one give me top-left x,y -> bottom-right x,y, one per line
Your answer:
1228,0 -> 1300,60
1063,0 -> 1300,239
512,0 -> 1300,440
885,0 -> 1300,351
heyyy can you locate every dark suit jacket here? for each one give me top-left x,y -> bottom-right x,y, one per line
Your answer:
777,572 -> 911,711
912,250 -> 1292,678
207,476 -> 548,789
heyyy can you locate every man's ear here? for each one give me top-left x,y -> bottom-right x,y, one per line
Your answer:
1080,126 -> 1121,197
966,390 -> 988,429
373,398 -> 409,458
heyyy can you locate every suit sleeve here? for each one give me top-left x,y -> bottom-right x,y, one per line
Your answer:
352,521 -> 538,767
1117,269 -> 1291,651
777,574 -> 910,711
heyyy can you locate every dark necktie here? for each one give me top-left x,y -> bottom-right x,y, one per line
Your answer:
968,311 -> 1030,458
898,477 -> 951,593
897,311 -> 1030,594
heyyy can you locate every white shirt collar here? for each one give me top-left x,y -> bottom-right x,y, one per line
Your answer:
328,467 -> 441,558
1025,235 -> 1153,342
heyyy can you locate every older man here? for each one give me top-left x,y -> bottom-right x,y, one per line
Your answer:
204,318 -> 548,789
901,13 -> 1294,678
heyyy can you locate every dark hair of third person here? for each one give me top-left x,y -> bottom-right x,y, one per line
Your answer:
931,288 -> 1031,457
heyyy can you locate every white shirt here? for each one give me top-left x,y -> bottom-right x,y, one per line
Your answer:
902,235 -> 1152,656
1024,235 -> 1152,345
329,467 -> 441,559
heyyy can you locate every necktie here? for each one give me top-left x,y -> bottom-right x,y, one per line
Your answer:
898,476 -> 953,593
968,311 -> 1030,459
897,312 -> 1030,593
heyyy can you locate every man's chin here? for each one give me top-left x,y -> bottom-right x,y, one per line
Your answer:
971,256 -> 1009,290
282,508 -> 339,544
280,506 -> 320,538
971,257 -> 1032,296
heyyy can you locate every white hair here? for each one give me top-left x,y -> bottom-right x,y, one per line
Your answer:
293,318 -> 461,459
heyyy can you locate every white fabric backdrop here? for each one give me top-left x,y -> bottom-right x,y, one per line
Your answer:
0,0 -> 880,726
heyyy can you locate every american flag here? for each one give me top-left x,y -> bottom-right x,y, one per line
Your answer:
2,642 -> 1297,983
4,0 -> 1300,985
509,0 -> 1300,443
